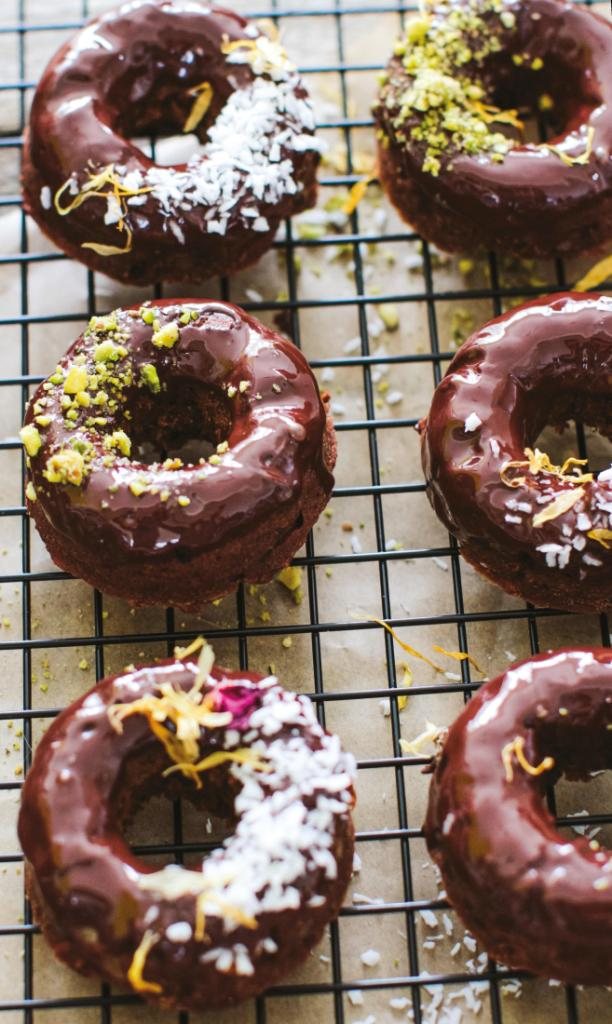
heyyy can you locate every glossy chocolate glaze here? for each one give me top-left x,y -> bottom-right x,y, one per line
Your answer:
24,299 -> 334,562
424,647 -> 612,984
420,293 -> 612,611
18,659 -> 356,1008
374,0 -> 612,256
22,0 -> 320,283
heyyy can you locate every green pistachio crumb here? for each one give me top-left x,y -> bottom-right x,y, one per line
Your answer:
379,2 -> 517,176
25,481 -> 37,502
160,489 -> 170,502
216,441 -> 229,454
140,363 -> 161,393
88,314 -> 118,334
63,365 -> 89,394
105,430 -> 132,457
378,303 -> 400,331
208,454 -> 221,465
94,340 -> 127,363
177,495 -> 191,507
238,380 -> 251,393
226,385 -> 237,398
179,311 -> 192,325
44,448 -> 86,486
19,425 -> 42,457
129,479 -> 148,497
140,307 -> 156,325
152,322 -> 180,349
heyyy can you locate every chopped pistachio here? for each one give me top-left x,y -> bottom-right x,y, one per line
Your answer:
88,314 -> 118,334
78,659 -> 89,671
152,322 -> 180,348
140,363 -> 161,393
44,448 -> 86,486
25,481 -> 37,502
216,441 -> 229,454
160,489 -> 170,502
281,637 -> 293,649
177,495 -> 191,507
140,307 -> 156,325
538,92 -> 554,112
129,479 -> 148,497
179,311 -> 192,325
531,57 -> 543,70
227,385 -> 237,398
238,380 -> 251,393
19,424 -> 42,457
105,430 -> 132,457
63,365 -> 89,394
277,566 -> 302,592
76,391 -> 91,407
378,303 -> 400,331
208,454 -> 221,465
94,340 -> 126,363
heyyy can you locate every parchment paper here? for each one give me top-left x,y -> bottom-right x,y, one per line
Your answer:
0,1 -> 610,1021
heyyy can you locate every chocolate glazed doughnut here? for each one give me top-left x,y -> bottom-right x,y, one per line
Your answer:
419,293 -> 612,613
20,300 -> 335,609
22,0 -> 322,284
424,648 -> 612,985
18,645 -> 356,1009
374,0 -> 612,257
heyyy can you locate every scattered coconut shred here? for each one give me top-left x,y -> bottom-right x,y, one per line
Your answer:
46,32 -> 324,252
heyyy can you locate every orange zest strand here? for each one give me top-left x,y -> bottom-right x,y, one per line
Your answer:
163,748 -> 270,790
501,735 -> 555,783
574,254 -> 612,292
367,617 -> 443,672
588,528 -> 612,550
127,931 -> 162,994
342,175 -> 375,215
432,645 -> 485,675
183,81 -> 214,133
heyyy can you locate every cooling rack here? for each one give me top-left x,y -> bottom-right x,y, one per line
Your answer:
0,0 -> 610,1022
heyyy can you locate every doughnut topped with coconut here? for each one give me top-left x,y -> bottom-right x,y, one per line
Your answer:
22,0 -> 323,283
18,640 -> 356,1010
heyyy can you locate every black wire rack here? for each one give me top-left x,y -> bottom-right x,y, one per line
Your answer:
0,0 -> 611,1021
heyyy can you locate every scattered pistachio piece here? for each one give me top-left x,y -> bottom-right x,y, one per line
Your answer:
19,425 -> 42,458
152,322 -> 180,349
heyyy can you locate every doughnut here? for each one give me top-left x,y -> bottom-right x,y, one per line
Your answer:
20,299 -> 335,609
424,647 -> 612,985
373,0 -> 612,257
18,641 -> 356,1009
22,0 -> 322,284
419,293 -> 612,612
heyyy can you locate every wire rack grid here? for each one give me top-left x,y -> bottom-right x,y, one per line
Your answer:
0,0 -> 610,1023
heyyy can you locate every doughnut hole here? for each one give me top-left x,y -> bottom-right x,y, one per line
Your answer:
523,696 -> 612,849
122,378 -> 233,465
105,42 -> 233,150
112,741 -> 237,871
528,383 -> 612,477
480,34 -> 601,146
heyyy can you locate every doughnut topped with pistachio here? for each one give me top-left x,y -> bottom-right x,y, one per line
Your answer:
21,300 -> 336,609
373,0 -> 612,256
22,0 -> 323,284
